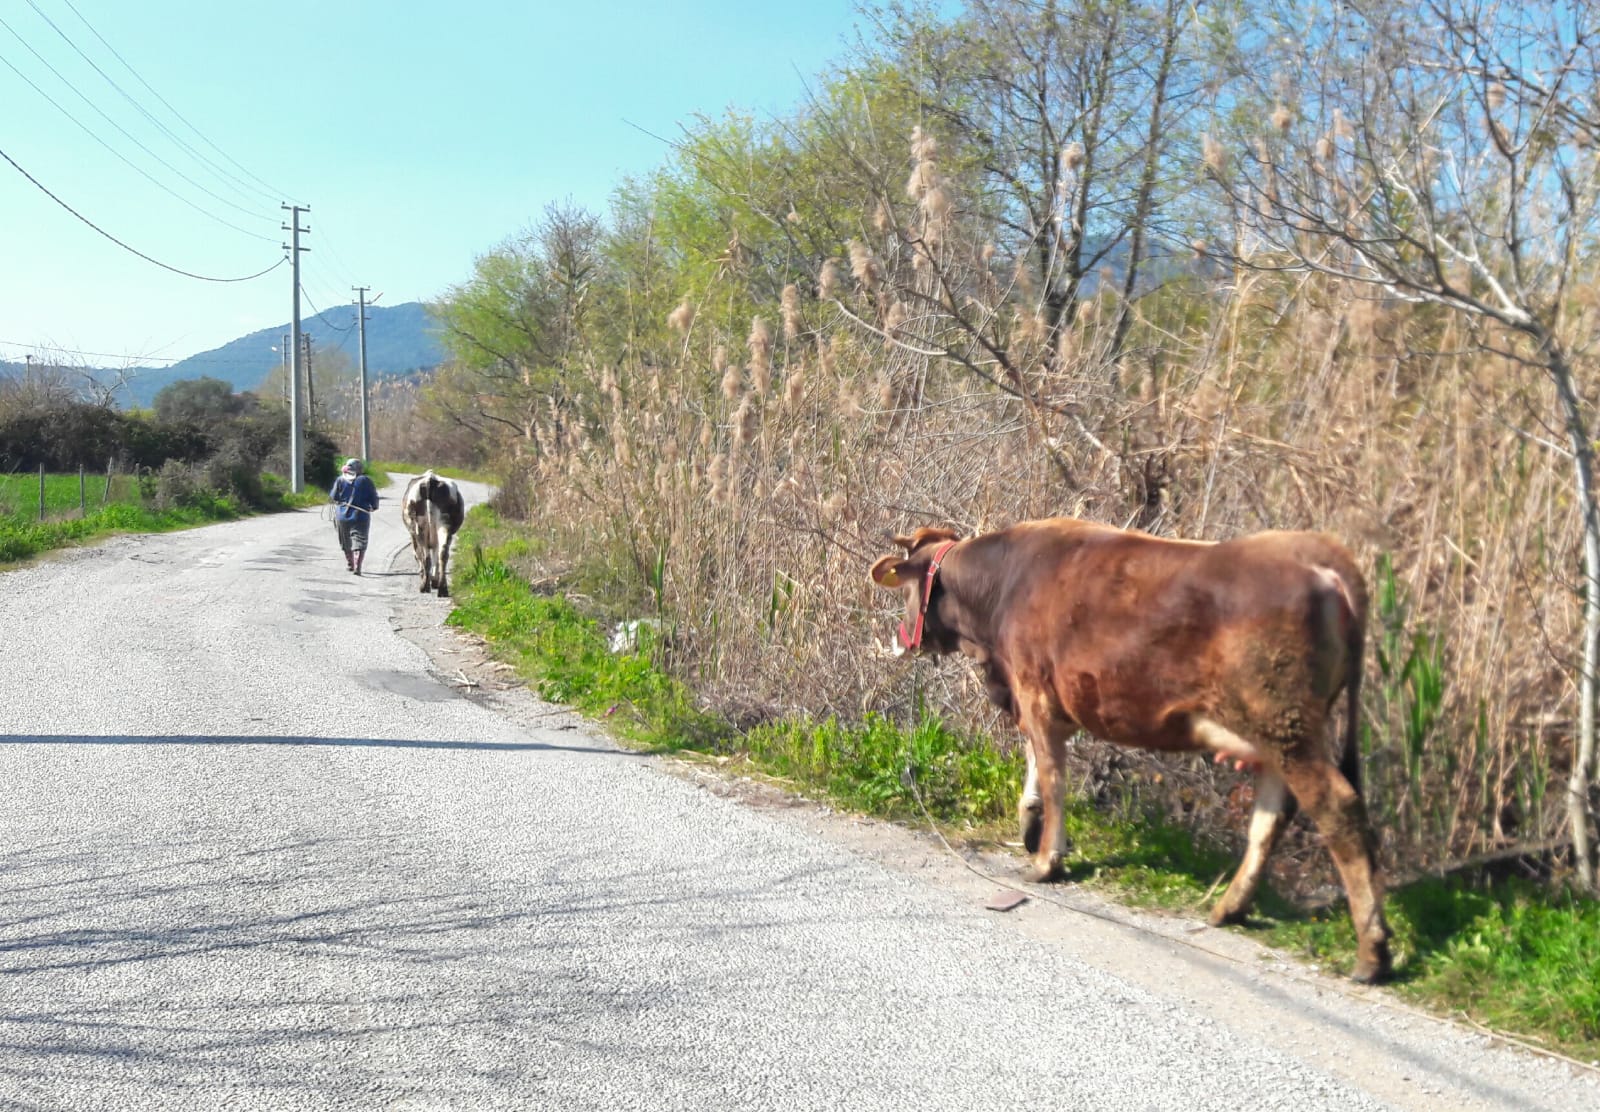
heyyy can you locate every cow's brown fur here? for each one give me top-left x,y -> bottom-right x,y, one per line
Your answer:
870,518 -> 1393,983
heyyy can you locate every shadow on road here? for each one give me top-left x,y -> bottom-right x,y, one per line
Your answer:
0,734 -> 641,756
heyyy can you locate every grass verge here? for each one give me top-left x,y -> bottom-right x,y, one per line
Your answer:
448,521 -> 1600,1061
0,471 -> 324,565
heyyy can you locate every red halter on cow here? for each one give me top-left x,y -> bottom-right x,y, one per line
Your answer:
870,518 -> 1393,984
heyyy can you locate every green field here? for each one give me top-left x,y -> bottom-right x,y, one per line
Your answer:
0,469 -> 143,520
0,469 -> 323,565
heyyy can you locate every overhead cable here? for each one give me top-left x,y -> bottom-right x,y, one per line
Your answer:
0,44 -> 278,241
24,0 -> 284,209
0,143 -> 287,283
57,0 -> 292,204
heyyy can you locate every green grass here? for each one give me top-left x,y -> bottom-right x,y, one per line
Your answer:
0,470 -> 322,565
0,470 -> 143,519
0,499 -> 240,564
370,459 -> 494,484
743,713 -> 1022,826
447,518 -> 1600,1059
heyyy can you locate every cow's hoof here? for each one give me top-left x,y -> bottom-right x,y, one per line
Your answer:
437,586 -> 450,598
1208,901 -> 1247,928
1350,942 -> 1393,985
1026,854 -> 1062,883
1020,804 -> 1043,854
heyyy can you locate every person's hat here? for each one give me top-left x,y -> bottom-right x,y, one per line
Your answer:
343,458 -> 363,474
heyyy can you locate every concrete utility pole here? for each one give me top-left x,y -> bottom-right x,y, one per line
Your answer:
303,333 -> 316,422
353,286 -> 371,461
281,203 -> 310,492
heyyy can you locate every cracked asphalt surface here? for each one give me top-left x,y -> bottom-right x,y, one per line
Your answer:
1,478 -> 1596,1110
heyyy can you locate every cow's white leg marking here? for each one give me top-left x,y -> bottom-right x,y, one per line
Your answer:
1019,742 -> 1043,851
1210,772 -> 1289,925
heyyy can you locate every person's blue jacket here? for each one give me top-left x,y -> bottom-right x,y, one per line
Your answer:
330,474 -> 380,522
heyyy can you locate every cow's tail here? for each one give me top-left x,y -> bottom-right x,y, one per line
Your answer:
1342,628 -> 1364,800
1335,562 -> 1370,802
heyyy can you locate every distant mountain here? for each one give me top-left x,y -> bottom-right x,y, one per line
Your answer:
0,301 -> 446,409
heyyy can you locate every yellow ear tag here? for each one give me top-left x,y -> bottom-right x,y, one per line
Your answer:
869,555 -> 903,587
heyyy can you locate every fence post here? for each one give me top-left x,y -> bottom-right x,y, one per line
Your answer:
38,463 -> 44,521
104,458 -> 113,504
79,465 -> 86,515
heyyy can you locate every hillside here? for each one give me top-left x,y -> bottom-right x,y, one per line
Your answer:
1,301 -> 444,409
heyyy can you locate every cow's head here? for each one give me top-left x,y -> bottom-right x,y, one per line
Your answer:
869,526 -> 963,654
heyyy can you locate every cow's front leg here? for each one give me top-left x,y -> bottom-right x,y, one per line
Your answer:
1019,701 -> 1072,882
1210,770 -> 1293,926
1018,742 -> 1042,853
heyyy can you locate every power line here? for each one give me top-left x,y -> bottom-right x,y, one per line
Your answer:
299,284 -> 357,333
23,0 -> 283,211
57,0 -> 292,205
308,223 -> 362,287
0,143 -> 287,283
0,336 -> 186,363
0,41 -> 278,241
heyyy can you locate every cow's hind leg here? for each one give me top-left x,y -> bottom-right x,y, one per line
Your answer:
1018,742 -> 1042,854
1209,772 -> 1294,926
436,530 -> 455,598
1280,751 -> 1393,983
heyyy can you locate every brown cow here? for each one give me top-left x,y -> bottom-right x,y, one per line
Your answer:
869,519 -> 1393,983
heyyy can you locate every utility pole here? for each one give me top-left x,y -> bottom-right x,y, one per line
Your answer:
353,286 -> 371,461
281,203 -> 310,492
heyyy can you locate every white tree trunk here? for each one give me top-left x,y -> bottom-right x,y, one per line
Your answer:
1550,347 -> 1599,892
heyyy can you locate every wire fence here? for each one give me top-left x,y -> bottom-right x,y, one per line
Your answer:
0,462 -> 140,521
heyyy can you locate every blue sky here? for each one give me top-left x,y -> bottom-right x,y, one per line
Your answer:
0,0 -> 869,366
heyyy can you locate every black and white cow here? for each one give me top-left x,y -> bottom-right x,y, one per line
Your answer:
402,470 -> 466,597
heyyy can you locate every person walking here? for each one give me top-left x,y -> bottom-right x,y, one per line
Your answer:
330,458 -> 380,575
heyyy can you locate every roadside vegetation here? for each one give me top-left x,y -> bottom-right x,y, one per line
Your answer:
0,370 -> 341,564
0,471 -> 322,565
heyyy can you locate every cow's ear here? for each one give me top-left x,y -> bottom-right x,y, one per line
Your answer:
909,526 -> 961,550
870,555 -> 907,588
892,534 -> 917,553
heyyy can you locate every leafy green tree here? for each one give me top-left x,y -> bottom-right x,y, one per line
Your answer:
428,202 -> 605,453
152,376 -> 251,426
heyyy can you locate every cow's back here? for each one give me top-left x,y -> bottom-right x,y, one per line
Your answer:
977,522 -> 1362,748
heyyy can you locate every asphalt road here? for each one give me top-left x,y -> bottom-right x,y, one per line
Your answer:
1,479 -> 1596,1111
